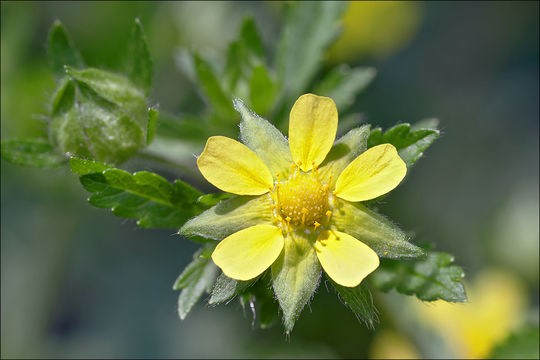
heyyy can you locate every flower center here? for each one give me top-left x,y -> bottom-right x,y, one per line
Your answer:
272,168 -> 331,230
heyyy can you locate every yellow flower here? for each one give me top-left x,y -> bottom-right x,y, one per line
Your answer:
184,93 -> 408,287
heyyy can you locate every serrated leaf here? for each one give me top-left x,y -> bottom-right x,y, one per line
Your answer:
193,52 -> 235,119
271,233 -> 321,334
208,272 -> 255,305
47,20 -> 85,78
146,108 -> 158,145
127,18 -> 152,95
73,162 -> 204,228
1,139 -> 65,168
249,65 -> 276,116
69,156 -> 111,175
368,122 -> 440,167
331,279 -> 378,329
489,325 -> 539,359
315,65 -> 376,111
369,252 -> 467,302
173,245 -> 219,320
276,1 -> 347,98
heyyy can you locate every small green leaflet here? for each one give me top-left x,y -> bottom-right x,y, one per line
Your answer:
331,279 -> 379,329
47,20 -> 85,78
368,122 -> 440,167
173,245 -> 219,320
127,18 -> 153,95
70,157 -> 204,228
369,252 -> 467,302
276,1 -> 347,100
315,65 -> 377,112
0,139 -> 65,168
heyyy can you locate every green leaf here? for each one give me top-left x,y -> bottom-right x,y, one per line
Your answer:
1,139 -> 65,168
369,252 -> 467,302
208,272 -> 255,305
271,234 -> 321,334
332,200 -> 424,259
368,122 -> 440,167
47,20 -> 85,78
193,52 -> 235,118
331,279 -> 378,329
276,1 -> 347,98
489,325 -> 539,359
249,65 -> 276,116
127,18 -> 152,95
73,161 -> 204,228
146,108 -> 158,145
173,245 -> 219,320
240,17 -> 264,60
69,156 -> 111,175
315,65 -> 376,111
180,195 -> 273,240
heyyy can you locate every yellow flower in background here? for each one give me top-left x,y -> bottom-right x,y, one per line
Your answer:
328,1 -> 423,63
413,269 -> 528,358
192,93 -> 407,287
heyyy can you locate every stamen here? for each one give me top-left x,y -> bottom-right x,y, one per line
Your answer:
325,210 -> 332,219
313,221 -> 321,229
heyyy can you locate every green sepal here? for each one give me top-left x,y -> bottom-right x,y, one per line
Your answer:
271,234 -> 321,334
332,199 -> 424,259
315,65 -> 376,111
235,97 -> 292,177
180,195 -> 273,241
319,125 -> 370,182
330,279 -> 378,329
64,67 -> 147,126
173,244 -> 219,320
72,158 -> 204,228
47,20 -> 85,79
50,68 -> 148,164
126,18 -> 153,95
238,274 -> 280,329
369,252 -> 467,302
208,272 -> 256,305
1,139 -> 65,168
368,122 -> 440,167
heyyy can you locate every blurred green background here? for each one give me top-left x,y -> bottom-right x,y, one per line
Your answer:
1,1 -> 538,358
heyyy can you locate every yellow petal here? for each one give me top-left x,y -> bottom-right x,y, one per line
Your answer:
212,225 -> 284,281
197,136 -> 273,195
289,94 -> 338,172
315,230 -> 379,287
334,144 -> 406,202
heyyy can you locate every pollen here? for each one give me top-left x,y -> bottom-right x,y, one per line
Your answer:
273,171 -> 330,228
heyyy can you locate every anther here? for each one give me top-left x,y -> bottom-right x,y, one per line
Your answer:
325,210 -> 332,219
313,221 -> 320,229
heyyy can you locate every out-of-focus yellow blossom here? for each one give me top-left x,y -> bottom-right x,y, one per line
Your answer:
413,269 -> 528,358
328,1 -> 423,63
370,329 -> 420,359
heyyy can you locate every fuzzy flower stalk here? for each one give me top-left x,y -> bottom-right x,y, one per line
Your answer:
180,94 -> 423,331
